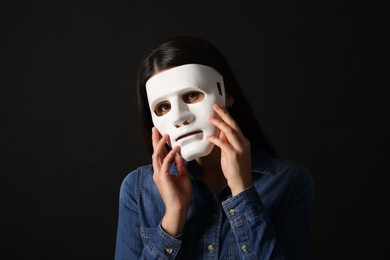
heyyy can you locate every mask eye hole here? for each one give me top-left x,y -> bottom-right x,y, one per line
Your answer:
154,101 -> 171,116
182,91 -> 204,104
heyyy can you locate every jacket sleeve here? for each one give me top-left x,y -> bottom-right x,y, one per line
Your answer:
115,169 -> 184,260
222,166 -> 313,260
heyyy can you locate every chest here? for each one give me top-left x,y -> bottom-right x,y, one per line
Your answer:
137,178 -> 282,259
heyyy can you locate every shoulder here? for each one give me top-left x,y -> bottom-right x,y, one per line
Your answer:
272,157 -> 311,177
119,164 -> 155,202
251,149 -> 313,215
271,157 -> 313,190
268,158 -> 314,212
251,146 -> 313,200
118,165 -> 164,217
252,146 -> 312,184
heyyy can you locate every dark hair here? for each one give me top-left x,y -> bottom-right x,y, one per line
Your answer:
136,36 -> 277,157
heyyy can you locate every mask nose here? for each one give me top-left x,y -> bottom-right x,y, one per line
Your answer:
170,99 -> 195,128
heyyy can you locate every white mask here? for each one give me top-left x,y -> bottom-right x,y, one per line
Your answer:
146,64 -> 226,161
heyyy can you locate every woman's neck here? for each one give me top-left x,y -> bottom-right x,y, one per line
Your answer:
195,147 -> 227,194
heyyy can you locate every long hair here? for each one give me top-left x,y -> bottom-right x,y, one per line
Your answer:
136,36 -> 277,157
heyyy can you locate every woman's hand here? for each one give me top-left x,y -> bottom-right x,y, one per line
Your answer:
151,127 -> 192,237
207,104 -> 252,196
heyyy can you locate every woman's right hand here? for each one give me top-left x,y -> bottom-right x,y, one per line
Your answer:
151,127 -> 192,237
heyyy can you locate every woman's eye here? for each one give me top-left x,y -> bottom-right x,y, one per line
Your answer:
183,91 -> 204,104
188,93 -> 197,99
154,102 -> 171,116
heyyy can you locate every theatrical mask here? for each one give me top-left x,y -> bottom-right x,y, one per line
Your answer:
146,64 -> 226,161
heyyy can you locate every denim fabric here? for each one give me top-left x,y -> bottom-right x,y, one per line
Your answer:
115,146 -> 313,259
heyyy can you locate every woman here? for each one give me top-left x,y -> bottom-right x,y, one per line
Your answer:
115,36 -> 313,259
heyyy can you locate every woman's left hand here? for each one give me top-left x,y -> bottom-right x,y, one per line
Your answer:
207,104 -> 252,196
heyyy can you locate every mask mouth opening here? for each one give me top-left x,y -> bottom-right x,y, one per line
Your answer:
175,130 -> 203,142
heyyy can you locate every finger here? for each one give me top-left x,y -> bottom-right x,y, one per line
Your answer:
219,130 -> 229,144
213,104 -> 241,133
207,135 -> 235,155
152,133 -> 169,171
151,127 -> 160,151
209,117 -> 242,150
152,158 -> 161,174
152,148 -> 162,173
154,133 -> 169,155
174,152 -> 189,177
152,127 -> 168,155
153,127 -> 169,158
160,145 -> 180,173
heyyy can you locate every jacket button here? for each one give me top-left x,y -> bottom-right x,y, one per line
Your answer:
164,247 -> 173,254
241,244 -> 248,253
208,244 -> 214,252
229,209 -> 236,216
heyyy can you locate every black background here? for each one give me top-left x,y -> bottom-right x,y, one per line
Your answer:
1,1 -> 388,259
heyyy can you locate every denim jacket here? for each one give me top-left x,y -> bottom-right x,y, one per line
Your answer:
115,147 -> 313,259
